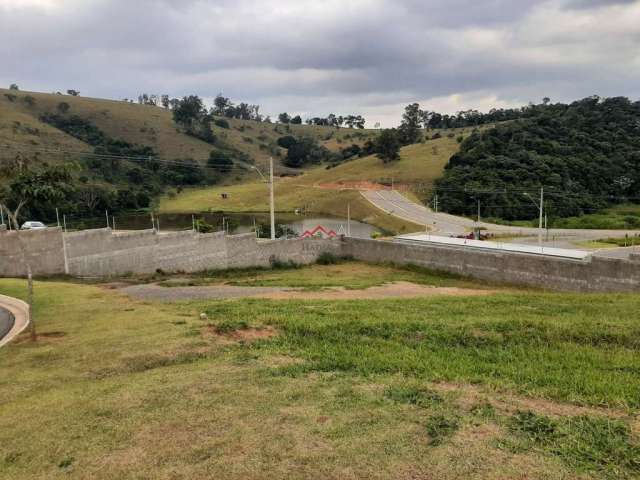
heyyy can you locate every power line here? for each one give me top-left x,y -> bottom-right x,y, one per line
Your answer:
0,143 -> 281,175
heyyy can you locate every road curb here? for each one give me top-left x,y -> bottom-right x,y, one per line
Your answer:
0,294 -> 30,348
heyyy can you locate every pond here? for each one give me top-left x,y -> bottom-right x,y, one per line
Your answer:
61,212 -> 377,239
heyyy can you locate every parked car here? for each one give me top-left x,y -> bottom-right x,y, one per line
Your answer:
20,221 -> 47,230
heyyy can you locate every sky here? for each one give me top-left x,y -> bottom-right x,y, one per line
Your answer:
1,0 -> 639,126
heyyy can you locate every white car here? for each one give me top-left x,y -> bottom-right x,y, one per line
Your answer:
20,221 -> 48,230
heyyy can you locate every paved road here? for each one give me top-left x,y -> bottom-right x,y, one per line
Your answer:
362,190 -> 640,244
0,294 -> 30,348
0,307 -> 15,342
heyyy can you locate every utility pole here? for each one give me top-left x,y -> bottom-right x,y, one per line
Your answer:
347,203 -> 351,237
477,200 -> 481,223
269,157 -> 275,240
433,193 -> 439,213
538,187 -> 544,247
523,187 -> 544,247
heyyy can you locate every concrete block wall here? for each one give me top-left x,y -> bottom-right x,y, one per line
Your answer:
65,229 -> 229,276
342,238 -> 640,292
1,227 -> 639,292
0,227 -> 65,277
64,229 -> 340,277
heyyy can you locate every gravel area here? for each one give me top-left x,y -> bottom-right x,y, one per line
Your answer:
120,284 -> 301,301
119,282 -> 495,302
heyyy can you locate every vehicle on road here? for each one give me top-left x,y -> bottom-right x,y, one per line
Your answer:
20,221 -> 47,230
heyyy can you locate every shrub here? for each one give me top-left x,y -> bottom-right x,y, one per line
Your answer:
316,251 -> 353,265
214,118 -> 230,129
194,218 -> 215,233
425,414 -> 459,446
57,102 -> 70,113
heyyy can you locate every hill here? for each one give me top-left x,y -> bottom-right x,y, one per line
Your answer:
0,88 -> 379,222
435,96 -> 640,221
160,137 -> 464,234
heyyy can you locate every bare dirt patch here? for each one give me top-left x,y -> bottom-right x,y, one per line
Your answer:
257,282 -> 495,300
203,325 -> 278,343
14,331 -> 67,344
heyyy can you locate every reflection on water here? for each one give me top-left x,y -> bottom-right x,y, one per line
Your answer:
63,212 -> 376,239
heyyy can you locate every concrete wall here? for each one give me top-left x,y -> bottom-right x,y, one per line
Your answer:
1,227 -> 639,292
0,227 -> 65,277
342,238 -> 640,293
0,227 -> 340,278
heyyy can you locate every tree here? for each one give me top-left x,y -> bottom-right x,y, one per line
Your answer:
277,135 -> 297,149
161,95 -> 170,109
57,102 -> 70,114
208,150 -> 234,173
375,129 -> 401,163
290,115 -> 302,125
278,112 -> 291,124
67,89 -> 80,96
213,94 -> 232,116
172,95 -> 205,127
9,83 -> 19,90
398,103 -> 423,145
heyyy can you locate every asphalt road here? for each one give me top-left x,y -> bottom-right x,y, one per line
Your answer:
0,307 -> 15,342
362,190 -> 640,245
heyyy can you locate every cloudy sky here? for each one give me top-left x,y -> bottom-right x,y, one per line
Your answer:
1,0 -> 639,126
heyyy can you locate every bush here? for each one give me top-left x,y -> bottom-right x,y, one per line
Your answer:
425,414 -> 460,446
269,257 -> 299,269
194,218 -> 215,233
316,251 -> 341,265
57,102 -> 70,113
214,118 -> 230,129
277,135 -> 297,149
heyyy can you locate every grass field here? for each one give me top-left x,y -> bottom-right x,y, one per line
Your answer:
1,263 -> 639,479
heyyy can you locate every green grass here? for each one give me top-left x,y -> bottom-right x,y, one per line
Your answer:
1,270 -> 639,479
508,411 -> 640,477
550,204 -> 640,230
157,261 -> 490,291
581,236 -> 640,248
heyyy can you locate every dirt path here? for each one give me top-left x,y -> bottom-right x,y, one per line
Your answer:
120,281 -> 495,302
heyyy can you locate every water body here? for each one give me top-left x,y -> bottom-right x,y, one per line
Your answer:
63,212 -> 376,239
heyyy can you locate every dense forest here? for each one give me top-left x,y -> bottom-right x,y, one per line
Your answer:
433,96 -> 640,220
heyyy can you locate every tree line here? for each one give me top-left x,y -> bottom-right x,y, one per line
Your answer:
433,96 -> 640,220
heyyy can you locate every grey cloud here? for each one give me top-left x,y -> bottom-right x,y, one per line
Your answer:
564,0 -> 637,9
0,0 -> 638,125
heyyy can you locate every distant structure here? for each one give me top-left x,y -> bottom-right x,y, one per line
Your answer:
300,225 -> 337,239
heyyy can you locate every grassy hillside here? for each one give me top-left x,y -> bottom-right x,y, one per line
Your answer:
0,88 -> 378,171
0,88 -> 383,224
160,136 -> 461,233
